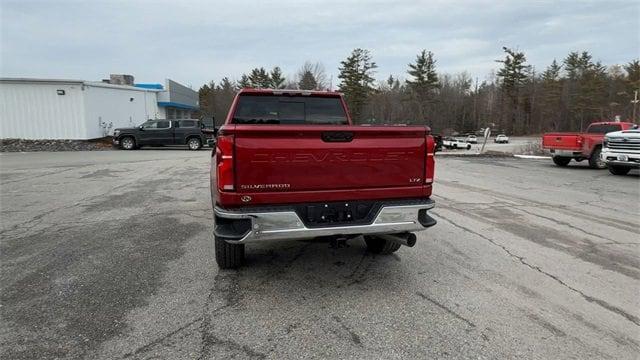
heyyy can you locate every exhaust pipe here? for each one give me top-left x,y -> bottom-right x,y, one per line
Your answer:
378,233 -> 417,247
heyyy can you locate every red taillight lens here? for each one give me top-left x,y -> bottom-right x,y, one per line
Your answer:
216,135 -> 235,192
425,135 -> 435,184
577,136 -> 583,146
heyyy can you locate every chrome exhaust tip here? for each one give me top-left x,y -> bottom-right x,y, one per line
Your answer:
378,233 -> 417,247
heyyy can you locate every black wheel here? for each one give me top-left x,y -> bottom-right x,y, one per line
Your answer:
588,147 -> 606,169
215,236 -> 245,269
466,145 -> 471,150
187,137 -> 202,151
608,165 -> 631,175
120,136 -> 136,150
364,235 -> 401,255
453,144 -> 458,149
552,156 -> 571,167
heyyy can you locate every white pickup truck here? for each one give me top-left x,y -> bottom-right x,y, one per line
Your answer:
601,127 -> 640,175
442,137 -> 471,150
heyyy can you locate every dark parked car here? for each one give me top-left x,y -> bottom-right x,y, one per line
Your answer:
113,119 -> 206,150
433,134 -> 443,152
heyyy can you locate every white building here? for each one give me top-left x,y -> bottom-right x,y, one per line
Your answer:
0,76 -> 198,140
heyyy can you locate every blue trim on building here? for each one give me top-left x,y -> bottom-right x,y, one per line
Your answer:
158,101 -> 199,110
134,83 -> 164,90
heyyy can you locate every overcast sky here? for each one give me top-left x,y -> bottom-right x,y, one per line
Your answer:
1,0 -> 638,89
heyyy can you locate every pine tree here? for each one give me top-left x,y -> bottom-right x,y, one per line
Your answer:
496,47 -> 530,133
564,51 -> 593,79
406,50 -> 439,92
298,70 -> 318,90
218,77 -> 236,92
270,67 -> 286,89
541,59 -> 562,81
198,82 -> 215,117
563,51 -> 599,130
386,75 -> 395,88
539,60 -> 564,130
582,61 -> 608,122
296,62 -> 327,90
624,60 -> 640,95
496,47 -> 529,91
213,78 -> 237,125
248,67 -> 271,88
406,50 -> 439,121
238,74 -> 251,88
338,48 -> 377,121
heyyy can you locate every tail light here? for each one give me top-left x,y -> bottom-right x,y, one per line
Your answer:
216,134 -> 235,191
425,135 -> 435,184
577,136 -> 583,146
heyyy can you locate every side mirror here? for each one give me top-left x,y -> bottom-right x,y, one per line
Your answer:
633,124 -> 639,129
139,125 -> 144,130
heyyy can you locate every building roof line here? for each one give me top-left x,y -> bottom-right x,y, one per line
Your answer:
0,77 -> 85,84
0,77 -> 161,92
158,101 -> 199,110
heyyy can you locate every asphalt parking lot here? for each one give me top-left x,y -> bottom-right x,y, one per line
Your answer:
1,150 -> 639,359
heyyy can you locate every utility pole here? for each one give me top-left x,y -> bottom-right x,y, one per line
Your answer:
632,90 -> 639,123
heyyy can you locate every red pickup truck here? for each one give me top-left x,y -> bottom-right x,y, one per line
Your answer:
210,89 -> 437,268
542,121 -> 637,168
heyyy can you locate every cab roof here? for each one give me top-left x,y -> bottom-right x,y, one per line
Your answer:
238,88 -> 343,97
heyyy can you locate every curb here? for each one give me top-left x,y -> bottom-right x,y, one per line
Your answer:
436,152 -> 514,158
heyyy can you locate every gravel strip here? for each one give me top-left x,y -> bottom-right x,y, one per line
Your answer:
0,138 -> 114,152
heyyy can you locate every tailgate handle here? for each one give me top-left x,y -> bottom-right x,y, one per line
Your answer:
322,131 -> 354,142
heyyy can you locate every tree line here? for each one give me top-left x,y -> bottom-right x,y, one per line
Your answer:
199,48 -> 639,135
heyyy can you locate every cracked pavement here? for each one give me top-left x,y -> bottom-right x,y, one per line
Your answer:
1,150 -> 639,359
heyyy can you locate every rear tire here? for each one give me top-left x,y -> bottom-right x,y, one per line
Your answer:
608,165 -> 631,175
215,236 -> 245,269
588,147 -> 606,169
552,156 -> 571,167
187,137 -> 202,151
364,235 -> 401,255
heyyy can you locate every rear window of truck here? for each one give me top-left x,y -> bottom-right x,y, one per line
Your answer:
586,124 -> 621,133
232,95 -> 348,125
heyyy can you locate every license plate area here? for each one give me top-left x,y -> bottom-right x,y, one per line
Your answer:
296,201 -> 380,228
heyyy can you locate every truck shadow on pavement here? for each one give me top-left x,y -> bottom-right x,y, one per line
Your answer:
240,238 -> 409,291
543,163 -> 640,176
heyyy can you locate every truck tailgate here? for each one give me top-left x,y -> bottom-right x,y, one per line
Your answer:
228,124 -> 429,205
542,133 -> 582,150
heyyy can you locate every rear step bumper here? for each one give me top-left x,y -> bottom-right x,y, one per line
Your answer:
214,199 -> 436,244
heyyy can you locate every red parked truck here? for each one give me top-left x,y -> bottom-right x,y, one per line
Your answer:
211,89 -> 437,268
542,121 -> 637,168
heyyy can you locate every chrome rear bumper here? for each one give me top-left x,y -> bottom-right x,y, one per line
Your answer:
214,199 -> 436,244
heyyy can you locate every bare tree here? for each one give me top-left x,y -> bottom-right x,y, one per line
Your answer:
297,61 -> 328,90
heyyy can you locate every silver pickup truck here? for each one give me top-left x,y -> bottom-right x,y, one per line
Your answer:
602,127 -> 640,175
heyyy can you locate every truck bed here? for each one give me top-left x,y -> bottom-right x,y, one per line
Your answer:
542,133 -> 583,151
